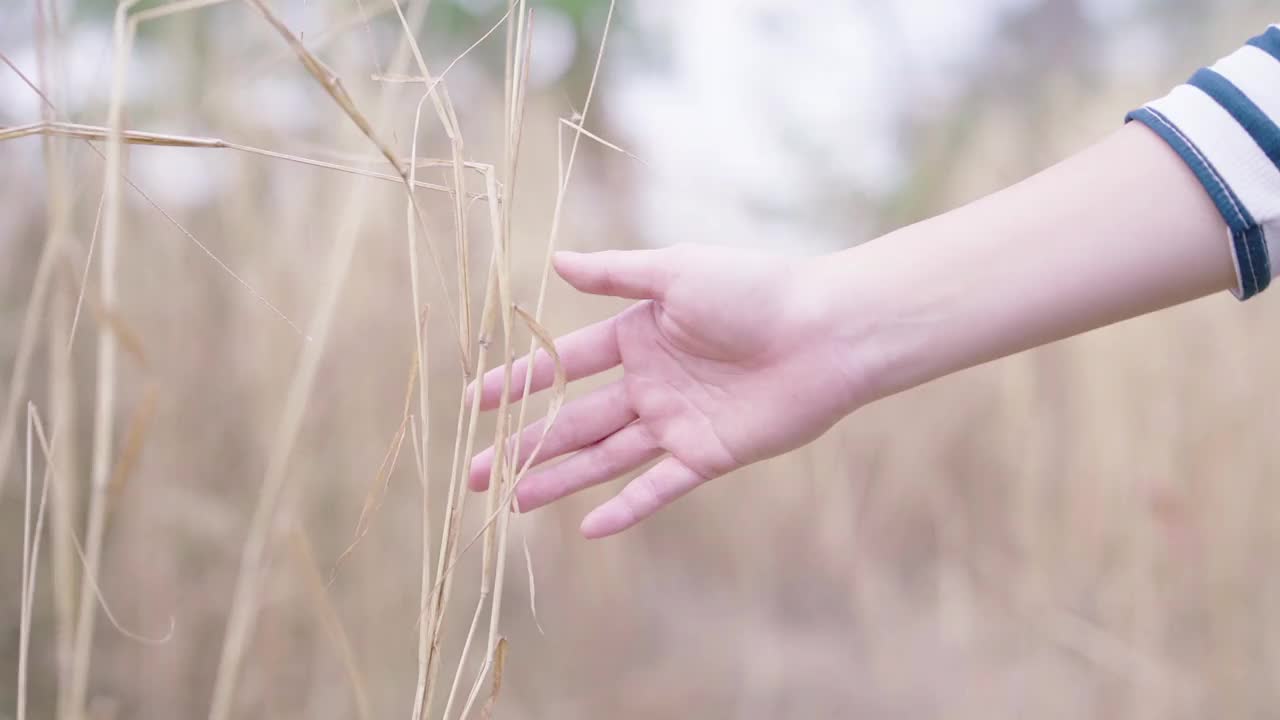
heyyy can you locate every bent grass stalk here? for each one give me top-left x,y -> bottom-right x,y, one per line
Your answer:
23,401 -> 173,720
32,407 -> 175,635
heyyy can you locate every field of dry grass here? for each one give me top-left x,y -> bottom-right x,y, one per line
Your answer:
4,1 -> 1280,719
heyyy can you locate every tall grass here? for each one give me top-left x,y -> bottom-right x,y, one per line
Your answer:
3,0 -> 613,718
5,3 -> 1280,720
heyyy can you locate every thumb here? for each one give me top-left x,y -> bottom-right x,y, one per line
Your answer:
553,248 -> 677,300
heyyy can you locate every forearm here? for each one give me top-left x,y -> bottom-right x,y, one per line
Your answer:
820,122 -> 1236,405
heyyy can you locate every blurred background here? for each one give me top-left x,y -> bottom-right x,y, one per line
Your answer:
4,0 -> 1280,718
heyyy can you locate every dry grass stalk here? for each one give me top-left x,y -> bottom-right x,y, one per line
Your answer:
478,637 -> 508,720
0,144 -> 64,501
329,350 -> 419,586
558,117 -> 647,166
49,282 -> 79,720
290,527 -> 373,720
451,8 -> 537,719
200,0 -> 397,107
433,306 -> 566,584
47,286 -> 79,717
461,306 -> 565,547
434,269 -> 504,720
206,137 -> 382,720
19,404 -> 53,720
243,0 -> 405,177
409,303 -> 434,720
206,171 -> 376,720
32,13 -> 83,716
396,26 -> 445,716
437,260 -> 501,720
105,385 -> 158,501
66,0 -> 142,712
0,41 -> 75,509
65,191 -> 104,356
0,121 -> 467,195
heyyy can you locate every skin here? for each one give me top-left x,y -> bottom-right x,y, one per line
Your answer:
470,122 -> 1236,539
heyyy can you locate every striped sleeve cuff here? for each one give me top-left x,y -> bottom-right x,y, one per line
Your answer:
1126,25 -> 1280,299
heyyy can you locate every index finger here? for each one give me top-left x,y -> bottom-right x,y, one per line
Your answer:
469,312 -> 623,410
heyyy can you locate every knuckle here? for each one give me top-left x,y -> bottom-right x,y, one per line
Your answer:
621,478 -> 657,518
635,473 -> 664,509
600,264 -> 621,293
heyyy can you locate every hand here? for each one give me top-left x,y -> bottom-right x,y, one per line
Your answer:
468,245 -> 868,538
479,125 -> 1237,540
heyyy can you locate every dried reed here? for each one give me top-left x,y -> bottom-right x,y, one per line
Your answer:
1,1 -> 618,717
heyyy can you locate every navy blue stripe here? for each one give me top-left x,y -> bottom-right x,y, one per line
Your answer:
1188,67 -> 1280,173
1245,225 -> 1272,294
1126,106 -> 1263,297
1246,26 -> 1280,65
1234,225 -> 1259,299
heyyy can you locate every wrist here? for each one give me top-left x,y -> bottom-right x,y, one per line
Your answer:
803,219 -> 983,410
794,237 -> 921,412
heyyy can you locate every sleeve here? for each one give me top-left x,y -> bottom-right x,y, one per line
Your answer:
1126,25 -> 1280,299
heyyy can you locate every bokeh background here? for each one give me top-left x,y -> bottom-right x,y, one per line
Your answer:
4,0 -> 1280,718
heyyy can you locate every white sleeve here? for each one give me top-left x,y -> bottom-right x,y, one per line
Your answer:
1127,25 -> 1280,299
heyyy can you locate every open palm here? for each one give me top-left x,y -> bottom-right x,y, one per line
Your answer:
469,245 -> 862,538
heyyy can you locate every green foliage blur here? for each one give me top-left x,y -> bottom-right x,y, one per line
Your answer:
71,0 -> 611,35
68,0 -> 615,86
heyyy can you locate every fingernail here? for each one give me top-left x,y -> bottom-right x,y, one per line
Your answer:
554,250 -> 587,265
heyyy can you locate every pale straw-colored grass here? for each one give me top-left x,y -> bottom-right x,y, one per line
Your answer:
1,0 -> 617,718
